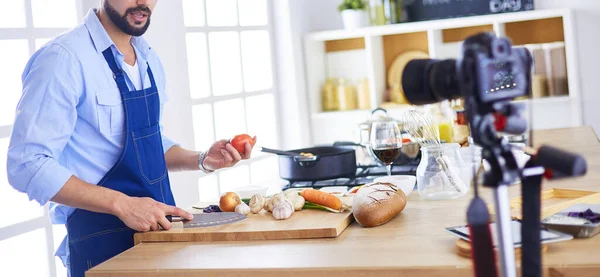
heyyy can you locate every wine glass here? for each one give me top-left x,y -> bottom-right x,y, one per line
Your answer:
370,121 -> 403,176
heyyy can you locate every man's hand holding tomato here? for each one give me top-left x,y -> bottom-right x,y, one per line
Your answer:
202,134 -> 257,171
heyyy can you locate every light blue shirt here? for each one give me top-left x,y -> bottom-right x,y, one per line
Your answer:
6,9 -> 178,264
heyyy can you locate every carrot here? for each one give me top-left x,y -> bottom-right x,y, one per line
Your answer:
300,189 -> 342,211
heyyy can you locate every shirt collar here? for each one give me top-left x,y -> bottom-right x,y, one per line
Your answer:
84,8 -> 151,60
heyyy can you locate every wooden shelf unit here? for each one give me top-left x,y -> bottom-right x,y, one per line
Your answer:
304,8 -> 582,145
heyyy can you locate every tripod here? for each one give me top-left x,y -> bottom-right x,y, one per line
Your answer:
467,115 -> 586,277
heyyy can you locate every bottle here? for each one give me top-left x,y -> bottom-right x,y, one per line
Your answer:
429,102 -> 454,143
368,0 -> 386,25
451,99 -> 470,146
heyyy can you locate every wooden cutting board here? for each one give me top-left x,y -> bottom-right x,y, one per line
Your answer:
133,208 -> 354,245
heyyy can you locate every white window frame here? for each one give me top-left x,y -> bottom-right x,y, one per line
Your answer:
184,0 -> 282,200
0,1 -> 86,277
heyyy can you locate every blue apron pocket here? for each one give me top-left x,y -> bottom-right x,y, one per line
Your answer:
132,123 -> 167,184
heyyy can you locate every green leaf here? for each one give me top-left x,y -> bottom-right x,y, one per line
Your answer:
338,0 -> 366,11
303,201 -> 342,213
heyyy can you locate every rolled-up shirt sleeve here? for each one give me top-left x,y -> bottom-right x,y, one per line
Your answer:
7,44 -> 81,206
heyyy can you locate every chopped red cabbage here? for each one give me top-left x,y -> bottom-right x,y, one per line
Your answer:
567,209 -> 600,223
203,205 -> 221,213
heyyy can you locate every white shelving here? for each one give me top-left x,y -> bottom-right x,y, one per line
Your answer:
303,8 -> 582,146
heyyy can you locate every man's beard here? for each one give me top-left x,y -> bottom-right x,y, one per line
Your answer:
104,1 -> 151,36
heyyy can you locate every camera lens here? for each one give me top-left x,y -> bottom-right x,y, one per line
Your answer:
401,59 -> 461,105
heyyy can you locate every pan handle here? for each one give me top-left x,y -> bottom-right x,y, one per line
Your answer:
259,146 -> 299,156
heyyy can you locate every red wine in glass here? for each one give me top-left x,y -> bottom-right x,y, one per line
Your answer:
372,147 -> 402,164
370,121 -> 403,176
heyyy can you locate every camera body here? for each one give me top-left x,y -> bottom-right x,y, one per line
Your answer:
461,33 -> 532,104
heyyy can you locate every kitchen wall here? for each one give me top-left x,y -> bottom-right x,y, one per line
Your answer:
288,0 -> 600,135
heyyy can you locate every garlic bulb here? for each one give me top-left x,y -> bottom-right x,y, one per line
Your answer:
266,193 -> 285,212
271,192 -> 285,203
249,194 -> 265,214
272,199 -> 294,220
263,197 -> 272,211
288,195 -> 305,211
284,189 -> 301,199
234,202 -> 251,215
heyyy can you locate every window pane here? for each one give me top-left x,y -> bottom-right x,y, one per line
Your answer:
206,0 -> 237,26
250,157 -> 279,184
182,0 -> 205,27
0,0 -> 26,28
35,38 -> 51,51
246,94 -> 277,149
53,224 -> 67,277
0,228 -> 50,277
241,31 -> 273,92
0,40 -> 29,126
219,165 -> 250,193
238,0 -> 268,26
56,257 -> 67,277
214,99 -> 245,141
198,175 -> 219,202
0,138 -> 43,229
192,104 -> 214,151
31,0 -> 76,28
186,33 -> 211,99
208,32 -> 242,96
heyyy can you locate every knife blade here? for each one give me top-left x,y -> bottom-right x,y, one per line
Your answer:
167,212 -> 247,228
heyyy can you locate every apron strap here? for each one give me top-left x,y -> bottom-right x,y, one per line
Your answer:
102,48 -> 129,95
147,63 -> 157,89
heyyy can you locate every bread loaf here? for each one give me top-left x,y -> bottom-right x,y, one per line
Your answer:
352,182 -> 407,227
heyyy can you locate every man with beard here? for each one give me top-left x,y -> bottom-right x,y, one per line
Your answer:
7,1 -> 255,276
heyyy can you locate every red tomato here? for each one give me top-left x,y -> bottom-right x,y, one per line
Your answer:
230,134 -> 255,154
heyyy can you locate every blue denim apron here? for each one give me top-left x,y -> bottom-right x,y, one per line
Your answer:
65,48 -> 175,277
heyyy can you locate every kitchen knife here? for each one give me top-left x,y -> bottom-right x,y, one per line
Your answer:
167,212 -> 247,228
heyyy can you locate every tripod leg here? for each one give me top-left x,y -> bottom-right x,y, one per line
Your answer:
521,164 -> 543,277
467,197 -> 498,277
494,185 -> 517,277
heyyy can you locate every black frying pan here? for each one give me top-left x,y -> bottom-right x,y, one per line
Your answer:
260,146 -> 357,181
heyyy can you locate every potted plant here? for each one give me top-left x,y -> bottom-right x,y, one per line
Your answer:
338,0 -> 368,30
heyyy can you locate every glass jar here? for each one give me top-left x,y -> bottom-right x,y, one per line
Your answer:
337,78 -> 357,111
416,143 -> 470,200
321,78 -> 338,111
356,78 -> 371,110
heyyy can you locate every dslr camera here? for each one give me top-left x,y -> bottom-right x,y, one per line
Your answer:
401,32 -> 532,150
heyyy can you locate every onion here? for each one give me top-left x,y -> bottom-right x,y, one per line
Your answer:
219,192 -> 241,212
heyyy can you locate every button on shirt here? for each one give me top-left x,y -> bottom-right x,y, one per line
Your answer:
6,9 -> 178,263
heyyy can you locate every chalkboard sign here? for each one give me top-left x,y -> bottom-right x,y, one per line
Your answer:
404,0 -> 535,22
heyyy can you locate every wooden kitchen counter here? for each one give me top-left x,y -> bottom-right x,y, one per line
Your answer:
87,126 -> 600,277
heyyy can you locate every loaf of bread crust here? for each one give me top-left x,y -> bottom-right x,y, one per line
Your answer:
352,182 -> 407,227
